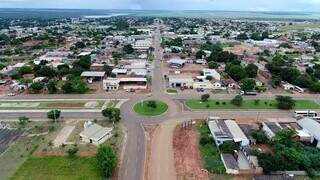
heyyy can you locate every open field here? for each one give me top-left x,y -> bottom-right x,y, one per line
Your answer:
280,23 -> 320,32
11,156 -> 101,180
185,99 -> 320,110
134,100 -> 168,116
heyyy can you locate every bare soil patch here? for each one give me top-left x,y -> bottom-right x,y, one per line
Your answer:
173,124 -> 209,180
143,124 -> 159,180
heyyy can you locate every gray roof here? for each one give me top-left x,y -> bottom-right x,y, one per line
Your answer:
80,71 -> 105,77
80,124 -> 113,141
209,120 -> 233,138
222,153 -> 239,170
265,122 -> 282,133
298,118 -> 320,140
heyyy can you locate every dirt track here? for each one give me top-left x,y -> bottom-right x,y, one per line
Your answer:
147,120 -> 178,180
173,124 -> 209,180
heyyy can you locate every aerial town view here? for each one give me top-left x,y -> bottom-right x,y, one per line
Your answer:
2,1 -> 320,180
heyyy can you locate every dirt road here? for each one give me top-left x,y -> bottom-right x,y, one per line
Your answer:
148,120 -> 178,180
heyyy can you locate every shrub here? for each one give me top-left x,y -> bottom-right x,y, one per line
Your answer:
231,95 -> 243,106
67,146 -> 78,157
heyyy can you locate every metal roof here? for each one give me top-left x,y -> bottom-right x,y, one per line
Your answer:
80,124 -> 113,142
80,71 -> 105,77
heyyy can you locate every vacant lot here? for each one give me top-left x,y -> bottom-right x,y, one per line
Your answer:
186,99 -> 320,110
0,128 -> 24,154
173,124 -> 209,180
11,156 -> 101,180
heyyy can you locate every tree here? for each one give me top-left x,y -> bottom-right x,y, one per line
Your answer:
250,32 -> 262,41
245,64 -> 258,78
231,95 -> 243,106
34,65 -> 56,78
62,77 -> 89,94
47,109 -> 61,122
276,96 -> 295,110
18,116 -> 29,128
252,130 -> 269,144
271,75 -> 281,87
96,146 -> 117,178
123,44 -> 134,54
146,101 -> 157,109
75,41 -> 86,49
240,78 -> 256,92
196,50 -> 206,59
236,33 -> 249,40
208,61 -> 218,69
47,80 -> 57,94
29,81 -> 44,93
226,64 -> 247,81
19,66 -> 33,75
201,94 -> 210,102
102,108 -> 121,123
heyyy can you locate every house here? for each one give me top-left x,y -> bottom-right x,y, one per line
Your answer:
103,78 -> 120,91
297,118 -> 320,148
80,121 -> 113,146
168,76 -> 194,88
202,68 -> 221,80
103,77 -> 147,91
208,118 -> 250,146
112,68 -> 128,76
80,71 -> 105,81
221,153 -> 239,174
168,58 -> 186,69
262,122 -> 282,140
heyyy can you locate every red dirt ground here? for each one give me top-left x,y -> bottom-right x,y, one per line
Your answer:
173,125 -> 209,180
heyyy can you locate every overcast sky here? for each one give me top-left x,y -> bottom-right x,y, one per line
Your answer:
1,0 -> 320,12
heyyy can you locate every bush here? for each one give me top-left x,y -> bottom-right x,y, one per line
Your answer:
219,141 -> 240,154
200,135 -> 213,146
231,95 -> 243,106
222,102 -> 226,105
215,101 -> 220,105
252,130 -> 269,144
67,146 -> 78,157
254,99 -> 260,105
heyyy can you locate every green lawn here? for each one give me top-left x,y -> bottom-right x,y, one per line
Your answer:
133,100 -> 168,116
186,99 -> 320,110
166,89 -> 178,94
11,156 -> 101,180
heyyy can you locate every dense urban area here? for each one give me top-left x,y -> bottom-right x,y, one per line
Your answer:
2,9 -> 320,180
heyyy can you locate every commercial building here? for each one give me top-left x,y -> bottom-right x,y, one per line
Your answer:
80,121 -> 113,146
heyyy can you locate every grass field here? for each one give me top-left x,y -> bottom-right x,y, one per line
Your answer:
186,99 -> 320,110
133,100 -> 168,116
11,156 -> 101,180
0,100 -> 104,109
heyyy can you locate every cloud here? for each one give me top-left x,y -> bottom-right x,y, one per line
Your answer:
0,0 -> 319,11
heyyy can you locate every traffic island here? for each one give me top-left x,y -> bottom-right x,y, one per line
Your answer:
133,100 -> 168,116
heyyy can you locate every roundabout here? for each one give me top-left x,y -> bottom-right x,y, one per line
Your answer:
133,100 -> 168,116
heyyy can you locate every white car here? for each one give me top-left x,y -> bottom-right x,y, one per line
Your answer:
7,93 -> 16,96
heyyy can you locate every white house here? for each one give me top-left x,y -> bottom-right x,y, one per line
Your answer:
80,121 -> 113,146
168,76 -> 194,88
208,118 -> 250,147
298,118 -> 320,148
103,78 -> 120,91
202,68 -> 221,80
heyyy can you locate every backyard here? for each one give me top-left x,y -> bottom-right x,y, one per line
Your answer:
186,99 -> 320,110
